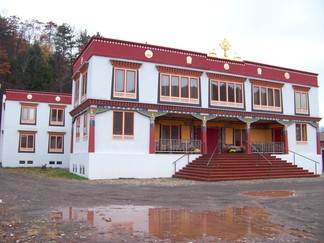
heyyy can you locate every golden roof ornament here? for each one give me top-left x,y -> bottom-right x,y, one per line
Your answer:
219,38 -> 231,58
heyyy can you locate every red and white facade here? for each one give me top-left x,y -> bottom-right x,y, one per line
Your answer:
0,90 -> 72,168
70,36 -> 322,179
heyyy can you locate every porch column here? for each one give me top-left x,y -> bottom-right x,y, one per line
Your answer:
246,122 -> 251,154
316,125 -> 321,155
202,117 -> 207,154
88,108 -> 95,153
283,124 -> 289,154
149,115 -> 156,154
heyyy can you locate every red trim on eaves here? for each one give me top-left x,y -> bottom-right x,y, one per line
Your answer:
70,99 -> 321,123
5,89 -> 72,105
74,36 -> 318,87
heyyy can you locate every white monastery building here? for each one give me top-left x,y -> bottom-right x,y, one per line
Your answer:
70,36 -> 322,179
0,89 -> 72,168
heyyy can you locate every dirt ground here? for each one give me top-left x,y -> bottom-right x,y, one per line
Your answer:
1,168 -> 324,242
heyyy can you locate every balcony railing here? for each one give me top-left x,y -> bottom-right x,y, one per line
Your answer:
251,142 -> 284,154
156,139 -> 202,154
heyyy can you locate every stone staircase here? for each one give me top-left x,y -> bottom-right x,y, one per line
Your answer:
173,153 -> 319,181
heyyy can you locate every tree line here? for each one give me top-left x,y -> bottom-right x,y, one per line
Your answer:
0,14 -> 96,93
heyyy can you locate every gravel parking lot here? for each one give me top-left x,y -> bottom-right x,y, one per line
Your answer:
1,168 -> 323,242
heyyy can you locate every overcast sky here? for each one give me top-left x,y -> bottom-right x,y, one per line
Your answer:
1,0 -> 324,125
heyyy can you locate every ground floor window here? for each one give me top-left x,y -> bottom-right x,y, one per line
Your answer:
48,132 -> 64,153
19,131 -> 36,152
161,125 -> 180,140
234,129 -> 246,147
296,123 -> 307,142
113,111 -> 134,139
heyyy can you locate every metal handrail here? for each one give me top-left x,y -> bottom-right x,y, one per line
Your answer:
246,141 -> 272,176
273,143 -> 320,174
207,141 -> 221,167
172,153 -> 190,173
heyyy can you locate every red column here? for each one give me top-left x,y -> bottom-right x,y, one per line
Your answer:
316,125 -> 321,155
202,118 -> 207,154
88,109 -> 95,153
246,123 -> 251,154
149,115 -> 156,154
283,125 -> 289,154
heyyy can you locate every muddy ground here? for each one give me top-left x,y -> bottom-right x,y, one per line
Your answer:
1,169 -> 324,242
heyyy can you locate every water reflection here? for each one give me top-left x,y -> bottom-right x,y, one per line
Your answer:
51,205 -> 310,241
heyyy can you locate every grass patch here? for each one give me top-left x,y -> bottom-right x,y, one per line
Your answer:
3,167 -> 87,180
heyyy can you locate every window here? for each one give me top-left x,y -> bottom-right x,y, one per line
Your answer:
234,129 -> 246,147
293,86 -> 310,115
49,106 -> 65,126
251,80 -> 283,112
83,112 -> 88,138
19,131 -> 36,152
20,104 -> 37,124
162,125 -> 180,140
160,74 -> 199,104
113,111 -> 134,139
76,116 -> 81,140
49,132 -> 64,153
296,123 -> 307,142
81,71 -> 87,101
158,66 -> 202,105
111,60 -> 141,100
210,80 -> 244,108
74,79 -> 80,105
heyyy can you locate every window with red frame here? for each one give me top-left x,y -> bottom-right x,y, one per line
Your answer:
76,116 -> 81,140
113,68 -> 137,99
210,80 -> 243,108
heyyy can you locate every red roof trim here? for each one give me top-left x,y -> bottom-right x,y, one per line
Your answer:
5,89 -> 72,105
74,37 -> 318,87
70,99 -> 321,123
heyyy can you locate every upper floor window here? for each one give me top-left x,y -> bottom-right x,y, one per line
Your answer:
111,60 -> 142,100
208,74 -> 245,109
81,71 -> 88,101
296,123 -> 307,142
49,106 -> 65,126
293,86 -> 310,115
74,79 -> 80,106
251,80 -> 283,112
19,131 -> 36,153
20,104 -> 37,125
113,111 -> 134,139
157,66 -> 202,105
48,132 -> 64,153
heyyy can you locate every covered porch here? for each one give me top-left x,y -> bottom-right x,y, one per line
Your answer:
148,112 -> 288,155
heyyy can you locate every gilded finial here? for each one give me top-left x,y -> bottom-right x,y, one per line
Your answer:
219,38 -> 231,58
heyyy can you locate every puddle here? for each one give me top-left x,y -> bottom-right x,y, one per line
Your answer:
51,205 -> 310,241
243,190 -> 295,198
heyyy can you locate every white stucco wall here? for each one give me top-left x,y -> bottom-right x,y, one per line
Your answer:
1,99 -> 72,168
70,153 -> 199,179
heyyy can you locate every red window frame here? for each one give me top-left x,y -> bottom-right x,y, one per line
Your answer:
253,85 -> 282,112
113,68 -> 137,99
83,112 -> 88,138
81,71 -> 87,101
76,116 -> 81,141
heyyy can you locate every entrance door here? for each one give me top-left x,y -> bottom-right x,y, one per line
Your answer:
207,128 -> 219,154
273,128 -> 282,142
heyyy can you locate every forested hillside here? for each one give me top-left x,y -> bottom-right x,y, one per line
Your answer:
0,14 -> 95,93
